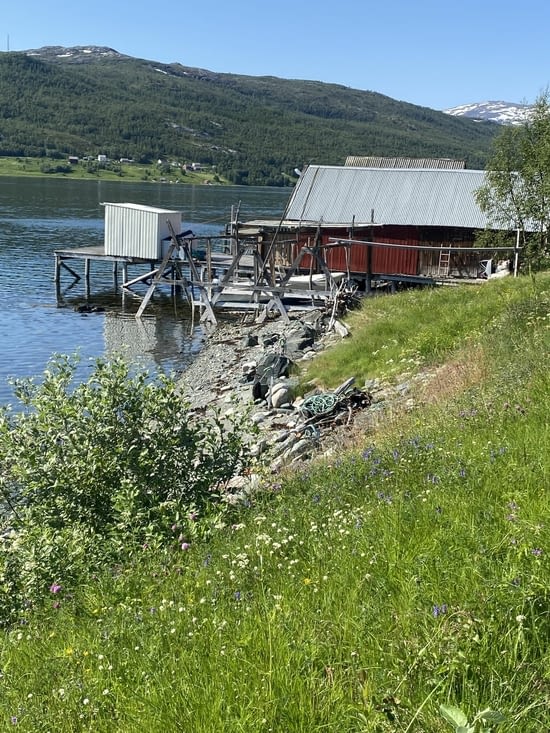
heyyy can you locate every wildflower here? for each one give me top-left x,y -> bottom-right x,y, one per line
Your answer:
234,591 -> 241,601
303,578 -> 312,585
432,604 -> 448,617
49,583 -> 62,594
531,548 -> 543,556
181,542 -> 191,551
10,716 -> 17,725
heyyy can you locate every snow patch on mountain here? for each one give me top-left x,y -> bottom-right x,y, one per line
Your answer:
24,46 -> 125,62
444,101 -> 533,126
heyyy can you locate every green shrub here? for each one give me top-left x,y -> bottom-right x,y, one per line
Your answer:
0,355 -> 250,621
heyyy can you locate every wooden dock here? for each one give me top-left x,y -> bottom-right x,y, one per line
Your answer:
54,232 -> 350,326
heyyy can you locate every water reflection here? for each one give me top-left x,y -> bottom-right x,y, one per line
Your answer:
0,177 -> 289,403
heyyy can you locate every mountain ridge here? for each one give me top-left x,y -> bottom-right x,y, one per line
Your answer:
444,100 -> 532,126
0,45 -> 499,185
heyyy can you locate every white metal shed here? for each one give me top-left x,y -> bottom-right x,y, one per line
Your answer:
103,202 -> 182,260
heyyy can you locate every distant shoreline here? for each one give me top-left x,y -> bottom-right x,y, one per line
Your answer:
0,156 -> 229,185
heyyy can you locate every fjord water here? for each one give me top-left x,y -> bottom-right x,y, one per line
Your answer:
0,176 -> 289,404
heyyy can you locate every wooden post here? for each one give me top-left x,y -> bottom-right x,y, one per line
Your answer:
366,243 -> 373,293
84,258 -> 91,297
513,228 -> 520,277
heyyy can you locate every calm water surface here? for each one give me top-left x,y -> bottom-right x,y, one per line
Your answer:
0,177 -> 289,404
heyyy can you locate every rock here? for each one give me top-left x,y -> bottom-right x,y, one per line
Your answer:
241,334 -> 259,347
269,429 -> 290,444
269,382 -> 293,408
251,411 -> 270,424
332,319 -> 349,338
262,334 -> 280,348
250,439 -> 267,457
242,360 -> 257,376
284,437 -> 314,461
284,322 -> 316,355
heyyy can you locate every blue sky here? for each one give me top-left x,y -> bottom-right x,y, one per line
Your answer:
2,0 -> 548,110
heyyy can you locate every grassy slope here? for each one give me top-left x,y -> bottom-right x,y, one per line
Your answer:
1,275 -> 549,732
0,156 -> 226,184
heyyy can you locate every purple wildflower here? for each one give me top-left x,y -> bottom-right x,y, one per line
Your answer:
181,542 -> 191,551
49,583 -> 62,594
531,548 -> 543,556
432,603 -> 448,618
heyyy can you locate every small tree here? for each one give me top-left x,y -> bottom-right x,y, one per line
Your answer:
476,91 -> 550,270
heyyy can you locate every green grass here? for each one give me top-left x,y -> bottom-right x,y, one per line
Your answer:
303,277 -> 541,389
0,156 -> 227,184
1,273 -> 549,731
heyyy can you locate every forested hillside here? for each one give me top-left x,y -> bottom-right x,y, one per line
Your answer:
0,46 -> 499,185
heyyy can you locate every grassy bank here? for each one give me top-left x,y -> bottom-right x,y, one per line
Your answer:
0,156 -> 226,184
1,275 -> 549,731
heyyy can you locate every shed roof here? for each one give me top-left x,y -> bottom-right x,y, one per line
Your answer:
284,165 -> 495,229
345,156 -> 466,169
102,202 -> 181,215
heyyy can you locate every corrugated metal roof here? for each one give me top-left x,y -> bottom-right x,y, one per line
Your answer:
285,166 -> 492,229
345,156 -> 466,169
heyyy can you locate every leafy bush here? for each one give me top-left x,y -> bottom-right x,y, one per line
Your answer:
0,355 -> 251,621
38,162 -> 73,174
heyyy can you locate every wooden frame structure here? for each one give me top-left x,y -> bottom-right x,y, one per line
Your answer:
53,217 -> 350,325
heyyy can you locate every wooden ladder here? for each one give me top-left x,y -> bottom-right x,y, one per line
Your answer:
438,249 -> 451,277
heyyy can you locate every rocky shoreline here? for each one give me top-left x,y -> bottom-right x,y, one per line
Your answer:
177,308 -> 425,479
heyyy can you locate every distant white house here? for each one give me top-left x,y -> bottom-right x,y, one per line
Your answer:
98,154 -> 108,163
